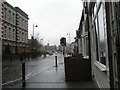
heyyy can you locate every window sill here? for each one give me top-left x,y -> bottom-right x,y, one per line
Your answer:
94,61 -> 107,72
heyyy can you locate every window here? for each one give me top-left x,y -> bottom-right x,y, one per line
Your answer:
12,13 -> 15,24
7,9 -> 9,21
19,17 -> 21,27
96,0 -> 101,6
8,10 -> 11,23
4,8 -> 7,20
13,29 -> 15,41
8,27 -> 11,39
94,3 -> 97,16
98,4 -> 106,65
4,26 -> 7,38
93,3 -> 107,66
19,31 -> 21,42
22,32 -> 24,42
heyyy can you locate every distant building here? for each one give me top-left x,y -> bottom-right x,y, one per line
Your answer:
1,1 -> 28,56
70,41 -> 78,56
27,38 -> 38,53
57,45 -> 62,52
77,8 -> 89,58
27,39 -> 33,53
45,43 -> 57,54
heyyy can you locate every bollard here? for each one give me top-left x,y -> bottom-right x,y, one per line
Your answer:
20,55 -> 26,88
22,61 -> 25,88
55,56 -> 58,67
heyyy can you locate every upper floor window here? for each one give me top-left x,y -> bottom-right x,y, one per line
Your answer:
8,27 -> 11,39
3,26 -> 7,38
94,3 -> 97,16
4,8 -> 7,20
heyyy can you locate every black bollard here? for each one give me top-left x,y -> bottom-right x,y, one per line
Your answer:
20,55 -> 26,88
22,61 -> 25,88
55,56 -> 58,67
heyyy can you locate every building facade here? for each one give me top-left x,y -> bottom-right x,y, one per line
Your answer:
0,0 -> 3,57
1,1 -> 28,57
77,8 -> 89,59
77,0 -> 120,89
15,7 -> 28,54
70,41 -> 78,56
45,43 -> 57,54
2,2 -> 17,55
0,0 -> 6,89
88,1 -> 110,88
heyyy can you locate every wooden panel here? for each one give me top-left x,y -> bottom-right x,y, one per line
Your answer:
64,57 -> 91,81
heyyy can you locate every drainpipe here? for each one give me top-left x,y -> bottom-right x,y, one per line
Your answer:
115,2 -> 120,89
105,2 -> 114,89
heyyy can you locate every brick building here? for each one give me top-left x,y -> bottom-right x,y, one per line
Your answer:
1,1 -> 28,56
45,43 -> 57,54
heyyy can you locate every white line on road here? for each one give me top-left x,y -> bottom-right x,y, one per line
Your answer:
3,67 -> 8,71
2,55 -> 61,86
25,72 -> 32,80
26,72 -> 32,78
2,72 -> 32,86
25,66 -> 53,80
2,66 -> 52,86
1,78 -> 22,86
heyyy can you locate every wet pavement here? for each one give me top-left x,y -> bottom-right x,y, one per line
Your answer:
2,53 -> 98,88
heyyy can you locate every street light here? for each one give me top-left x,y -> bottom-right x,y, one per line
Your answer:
67,33 -> 71,44
67,33 -> 71,55
32,24 -> 38,57
33,24 -> 38,39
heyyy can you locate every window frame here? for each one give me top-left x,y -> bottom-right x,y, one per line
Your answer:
92,2 -> 108,71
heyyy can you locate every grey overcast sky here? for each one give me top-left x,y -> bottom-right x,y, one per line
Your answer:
6,0 -> 83,46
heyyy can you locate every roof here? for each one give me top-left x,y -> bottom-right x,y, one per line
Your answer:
78,9 -> 84,30
3,2 -> 15,10
15,7 -> 29,19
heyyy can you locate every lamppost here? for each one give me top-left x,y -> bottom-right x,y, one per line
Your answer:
33,24 -> 38,39
67,33 -> 71,44
32,24 -> 38,57
67,33 -> 71,55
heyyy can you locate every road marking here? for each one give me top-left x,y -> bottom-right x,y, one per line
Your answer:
1,72 -> 32,86
2,55 -> 60,86
26,72 -> 32,78
3,67 -> 8,71
2,78 -> 22,86
25,66 -> 53,80
25,72 -> 32,80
